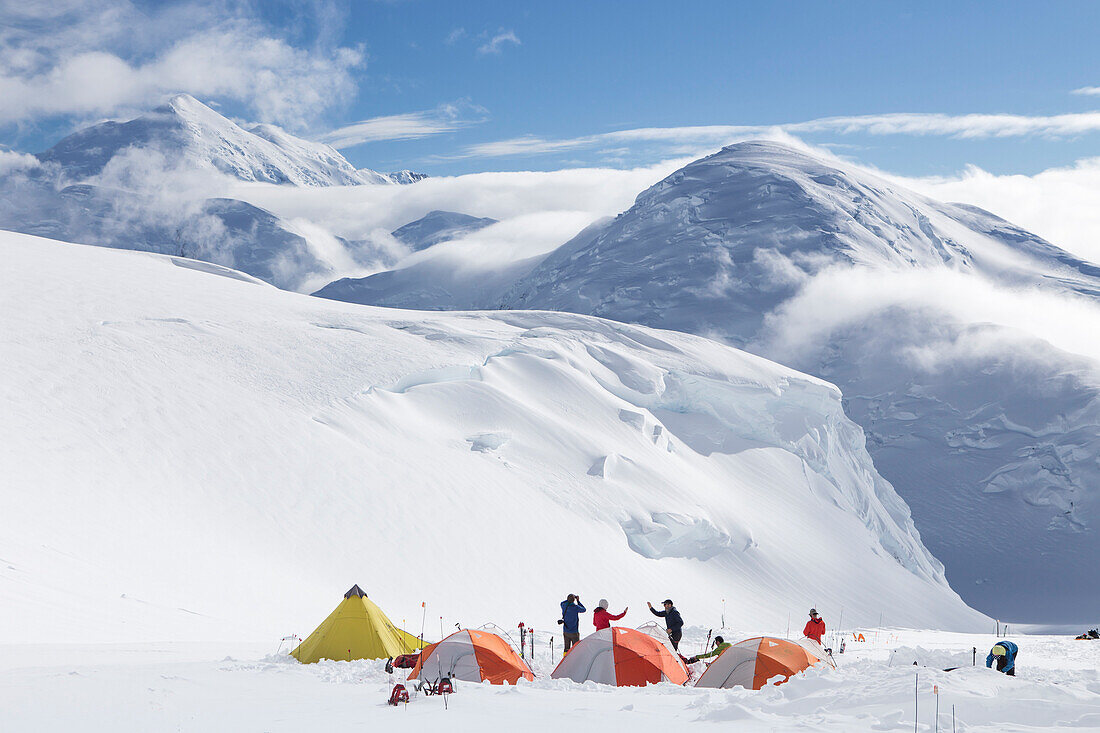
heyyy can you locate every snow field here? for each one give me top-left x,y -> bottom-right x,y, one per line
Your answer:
2,630 -> 1096,732
0,231 -> 984,645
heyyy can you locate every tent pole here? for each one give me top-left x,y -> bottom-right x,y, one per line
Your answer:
914,672 -> 918,733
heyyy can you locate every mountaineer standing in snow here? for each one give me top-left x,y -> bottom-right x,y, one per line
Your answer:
804,608 -> 826,644
559,594 -> 586,652
986,641 -> 1018,676
647,599 -> 684,650
687,635 -> 731,664
592,599 -> 627,630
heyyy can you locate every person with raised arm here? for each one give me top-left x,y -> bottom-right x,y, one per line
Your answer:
592,599 -> 627,630
647,598 -> 684,650
559,593 -> 586,652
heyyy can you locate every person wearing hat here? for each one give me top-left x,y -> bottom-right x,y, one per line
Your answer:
687,635 -> 731,664
803,608 -> 825,644
559,593 -> 586,652
986,640 -> 1018,676
647,599 -> 684,650
592,599 -> 628,631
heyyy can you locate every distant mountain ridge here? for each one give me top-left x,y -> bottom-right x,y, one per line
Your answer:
36,94 -> 400,186
0,95 -> 421,290
313,209 -> 505,307
391,210 -> 498,251
387,170 -> 430,185
503,142 -> 1100,333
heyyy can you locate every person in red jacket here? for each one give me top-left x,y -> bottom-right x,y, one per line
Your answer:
803,608 -> 825,643
593,599 -> 628,630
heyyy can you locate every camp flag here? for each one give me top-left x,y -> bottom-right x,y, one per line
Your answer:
291,585 -> 425,664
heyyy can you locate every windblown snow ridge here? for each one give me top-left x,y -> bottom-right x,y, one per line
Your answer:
0,231 -> 986,642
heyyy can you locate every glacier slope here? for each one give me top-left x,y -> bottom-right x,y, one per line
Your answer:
0,231 -> 985,643
320,142 -> 1100,622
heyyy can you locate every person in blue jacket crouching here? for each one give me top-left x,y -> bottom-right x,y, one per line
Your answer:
986,641 -> 1018,676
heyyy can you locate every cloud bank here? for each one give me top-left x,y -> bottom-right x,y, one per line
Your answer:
889,157 -> 1100,264
762,266 -> 1100,371
223,158 -> 688,285
455,111 -> 1100,161
0,0 -> 362,129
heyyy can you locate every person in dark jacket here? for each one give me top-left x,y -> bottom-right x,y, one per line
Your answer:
803,608 -> 825,644
647,599 -> 684,650
560,594 -> 586,652
593,599 -> 627,630
986,641 -> 1018,675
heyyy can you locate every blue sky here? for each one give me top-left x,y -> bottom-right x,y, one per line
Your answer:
3,0 -> 1100,177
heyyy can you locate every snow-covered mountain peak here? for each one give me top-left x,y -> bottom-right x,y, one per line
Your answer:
499,141 -> 1096,341
387,169 -> 430,184
161,92 -> 234,129
36,93 -> 392,187
245,121 -> 393,185
630,141 -> 976,271
391,209 -> 499,251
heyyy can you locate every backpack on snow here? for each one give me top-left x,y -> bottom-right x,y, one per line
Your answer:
388,683 -> 409,706
392,653 -> 420,668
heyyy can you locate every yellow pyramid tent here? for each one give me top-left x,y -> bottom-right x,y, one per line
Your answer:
291,585 -> 426,663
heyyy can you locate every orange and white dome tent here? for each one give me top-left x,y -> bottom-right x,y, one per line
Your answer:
551,627 -> 688,687
694,636 -> 826,690
408,629 -> 534,685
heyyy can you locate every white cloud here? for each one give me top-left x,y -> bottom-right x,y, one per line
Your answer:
460,134 -> 599,158
0,149 -> 40,175
455,110 -> 1100,160
762,266 -> 1100,369
477,30 -> 520,55
790,111 -> 1100,138
320,101 -> 488,149
0,0 -> 363,129
445,28 -> 466,45
885,158 -> 1100,265
219,159 -> 687,280
1071,87 -> 1100,96
395,211 -> 598,273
